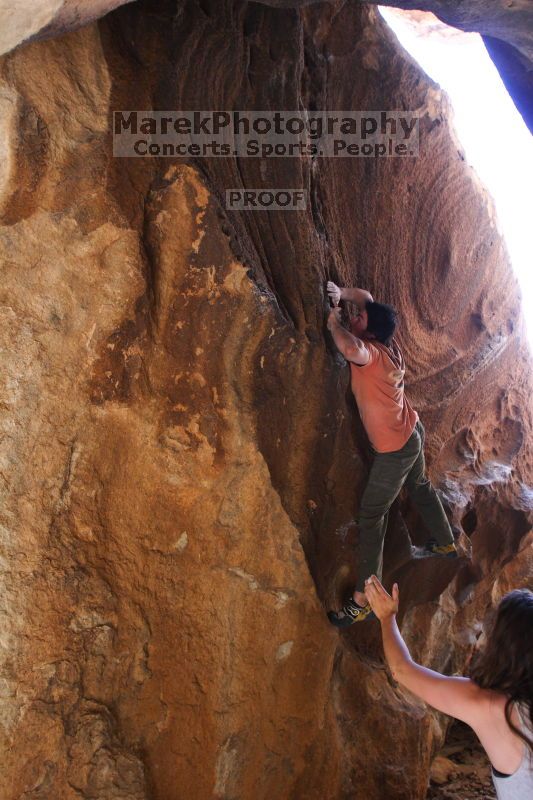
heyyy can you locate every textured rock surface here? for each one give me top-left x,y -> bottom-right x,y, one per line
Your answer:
0,0 -> 135,56
1,0 -> 532,131
0,1 -> 531,799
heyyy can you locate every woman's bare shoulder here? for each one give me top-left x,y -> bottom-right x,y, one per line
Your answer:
474,687 -> 523,734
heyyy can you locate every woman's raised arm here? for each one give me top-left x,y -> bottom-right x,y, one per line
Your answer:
365,576 -> 486,727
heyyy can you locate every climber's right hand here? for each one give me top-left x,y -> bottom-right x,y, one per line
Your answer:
326,280 -> 342,307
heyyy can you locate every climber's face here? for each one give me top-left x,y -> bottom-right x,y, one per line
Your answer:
350,308 -> 369,338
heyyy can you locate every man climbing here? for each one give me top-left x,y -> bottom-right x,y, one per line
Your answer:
326,280 -> 458,627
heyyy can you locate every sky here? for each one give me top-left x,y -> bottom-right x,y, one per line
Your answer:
378,6 -> 533,346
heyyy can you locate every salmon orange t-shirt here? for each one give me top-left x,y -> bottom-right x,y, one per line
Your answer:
349,337 -> 418,453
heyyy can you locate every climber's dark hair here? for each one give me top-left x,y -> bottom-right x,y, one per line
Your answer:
469,588 -> 533,752
365,301 -> 398,345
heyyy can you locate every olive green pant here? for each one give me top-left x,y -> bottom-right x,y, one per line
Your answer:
354,420 -> 454,592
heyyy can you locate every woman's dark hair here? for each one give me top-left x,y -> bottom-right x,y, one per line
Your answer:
365,301 -> 398,345
470,589 -> 533,751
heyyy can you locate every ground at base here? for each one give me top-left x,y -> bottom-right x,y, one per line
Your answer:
426,720 -> 496,799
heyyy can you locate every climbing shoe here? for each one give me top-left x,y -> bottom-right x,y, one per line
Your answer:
424,538 -> 458,558
328,597 -> 376,627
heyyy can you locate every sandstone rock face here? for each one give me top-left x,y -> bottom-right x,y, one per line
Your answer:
1,1 -> 532,131
0,2 -> 531,799
0,0 -> 134,56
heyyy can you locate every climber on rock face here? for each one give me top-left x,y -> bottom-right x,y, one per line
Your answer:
325,280 -> 458,627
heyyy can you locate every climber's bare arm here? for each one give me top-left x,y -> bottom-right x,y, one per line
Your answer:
327,281 -> 373,311
327,307 -> 369,366
365,577 -> 486,728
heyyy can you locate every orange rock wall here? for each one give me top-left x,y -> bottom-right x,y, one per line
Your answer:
0,2 -> 531,799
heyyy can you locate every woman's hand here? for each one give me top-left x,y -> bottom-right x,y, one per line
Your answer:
327,280 -> 343,307
364,575 -> 399,620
